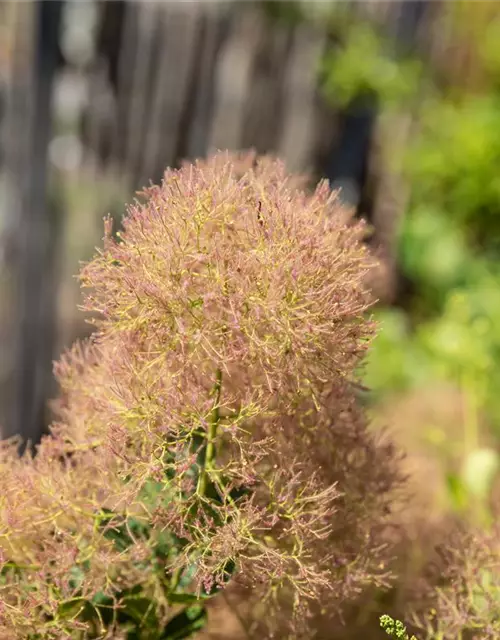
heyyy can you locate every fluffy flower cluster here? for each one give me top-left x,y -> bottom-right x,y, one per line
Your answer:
0,151 -> 403,638
412,524 -> 500,639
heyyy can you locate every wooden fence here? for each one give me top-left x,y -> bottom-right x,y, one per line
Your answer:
0,0 -> 468,446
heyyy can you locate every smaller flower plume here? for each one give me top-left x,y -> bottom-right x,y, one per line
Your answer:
0,150 -> 403,639
412,524 -> 500,639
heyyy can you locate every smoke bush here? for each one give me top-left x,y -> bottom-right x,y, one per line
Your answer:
0,151 -> 403,638
410,524 -> 500,639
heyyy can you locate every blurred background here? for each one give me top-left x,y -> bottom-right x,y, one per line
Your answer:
2,0 -> 500,576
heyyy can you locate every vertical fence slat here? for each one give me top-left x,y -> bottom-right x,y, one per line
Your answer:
123,1 -> 159,189
140,3 -> 201,187
278,24 -> 327,174
9,0 -> 63,447
208,7 -> 258,153
183,4 -> 231,161
241,14 -> 294,155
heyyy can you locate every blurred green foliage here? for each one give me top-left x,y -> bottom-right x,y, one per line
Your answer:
406,96 -> 500,254
321,23 -> 422,108
319,7 -> 500,404
317,2 -> 500,524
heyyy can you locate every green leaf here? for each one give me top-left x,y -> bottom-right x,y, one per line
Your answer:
160,605 -> 208,639
68,565 -> 86,592
57,598 -> 88,620
119,594 -> 158,629
91,592 -> 115,627
178,563 -> 198,590
92,591 -> 114,606
100,513 -> 150,552
57,598 -> 105,637
166,593 -> 202,605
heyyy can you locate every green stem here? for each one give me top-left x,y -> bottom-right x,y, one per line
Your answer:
197,368 -> 222,497
462,369 -> 478,454
170,567 -> 182,592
